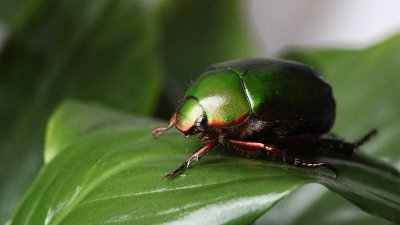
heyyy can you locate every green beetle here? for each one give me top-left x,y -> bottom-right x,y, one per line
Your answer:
153,58 -> 376,177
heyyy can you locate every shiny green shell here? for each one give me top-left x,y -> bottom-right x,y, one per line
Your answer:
180,58 -> 335,135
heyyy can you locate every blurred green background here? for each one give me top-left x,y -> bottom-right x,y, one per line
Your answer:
0,0 -> 253,223
1,0 -> 399,224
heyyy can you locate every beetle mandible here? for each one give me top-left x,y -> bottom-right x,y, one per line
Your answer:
153,58 -> 376,177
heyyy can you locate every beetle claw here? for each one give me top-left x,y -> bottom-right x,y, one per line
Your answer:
164,162 -> 187,178
321,163 -> 340,178
163,141 -> 218,178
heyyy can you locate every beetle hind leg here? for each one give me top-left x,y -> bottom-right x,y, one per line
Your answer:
354,129 -> 377,147
227,139 -> 339,177
318,129 -> 378,156
292,156 -> 339,177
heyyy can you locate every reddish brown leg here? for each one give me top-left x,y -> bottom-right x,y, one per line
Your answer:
152,113 -> 176,137
165,140 -> 218,178
227,139 -> 339,177
228,139 -> 285,157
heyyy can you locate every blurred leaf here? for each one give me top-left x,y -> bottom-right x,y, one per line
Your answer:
0,0 -> 163,223
256,184 -> 395,225
155,0 -> 254,118
256,34 -> 400,225
0,0 -> 28,24
261,184 -> 395,225
9,100 -> 400,224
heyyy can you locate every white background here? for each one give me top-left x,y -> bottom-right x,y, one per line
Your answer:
246,0 -> 400,56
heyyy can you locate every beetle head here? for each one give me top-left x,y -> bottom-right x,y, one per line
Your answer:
175,97 -> 208,136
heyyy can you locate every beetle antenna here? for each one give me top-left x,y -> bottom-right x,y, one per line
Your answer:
152,113 -> 176,137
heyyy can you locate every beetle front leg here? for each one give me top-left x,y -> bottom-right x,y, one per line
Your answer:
227,139 -> 339,177
165,140 -> 218,178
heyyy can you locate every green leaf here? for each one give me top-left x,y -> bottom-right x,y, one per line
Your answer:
0,0 -> 162,223
0,0 -> 29,24
9,100 -> 400,224
258,184 -> 395,225
256,34 -> 400,225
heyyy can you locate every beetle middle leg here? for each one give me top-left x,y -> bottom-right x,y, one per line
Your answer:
227,139 -> 339,177
165,140 -> 218,178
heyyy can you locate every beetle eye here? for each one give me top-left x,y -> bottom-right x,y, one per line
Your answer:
195,116 -> 208,131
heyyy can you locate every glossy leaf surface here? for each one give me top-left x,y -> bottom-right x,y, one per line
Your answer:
9,100 -> 400,224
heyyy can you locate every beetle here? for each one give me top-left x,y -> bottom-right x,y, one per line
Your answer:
153,58 -> 376,177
